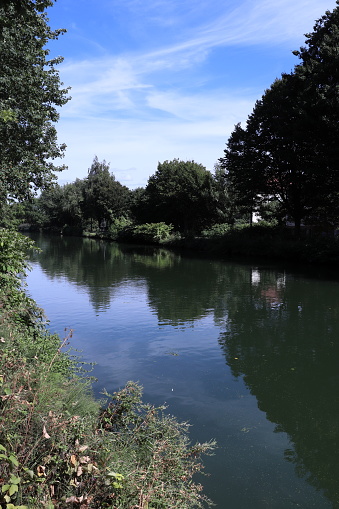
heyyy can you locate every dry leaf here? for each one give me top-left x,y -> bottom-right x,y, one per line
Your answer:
70,454 -> 77,467
79,455 -> 91,464
42,425 -> 51,439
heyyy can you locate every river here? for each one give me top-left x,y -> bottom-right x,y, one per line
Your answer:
25,233 -> 339,508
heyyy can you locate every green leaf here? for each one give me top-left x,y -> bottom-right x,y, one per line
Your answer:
24,469 -> 34,479
9,475 -> 21,484
9,483 -> 19,495
8,455 -> 19,466
0,444 -> 6,452
1,484 -> 10,493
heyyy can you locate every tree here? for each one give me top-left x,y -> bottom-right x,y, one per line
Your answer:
211,163 -> 244,226
0,0 -> 70,205
219,123 -> 264,225
82,157 -> 131,229
220,1 -> 339,233
39,179 -> 85,229
292,2 -> 339,225
39,184 -> 65,227
141,159 -> 216,232
248,75 -> 318,232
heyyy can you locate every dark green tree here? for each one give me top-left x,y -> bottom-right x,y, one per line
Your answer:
219,123 -> 263,226
220,1 -> 339,233
292,2 -> 339,225
211,163 -> 244,226
130,187 -> 147,220
0,0 -> 70,206
82,157 -> 131,229
141,159 -> 216,232
248,75 -> 317,232
38,184 -> 65,227
39,179 -> 85,230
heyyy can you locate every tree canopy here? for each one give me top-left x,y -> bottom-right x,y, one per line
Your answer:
138,159 -> 216,232
0,0 -> 70,204
82,156 -> 132,228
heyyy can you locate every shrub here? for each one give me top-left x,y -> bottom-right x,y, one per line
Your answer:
0,331 -> 215,508
108,216 -> 132,240
118,222 -> 174,244
0,229 -> 41,327
201,223 -> 232,238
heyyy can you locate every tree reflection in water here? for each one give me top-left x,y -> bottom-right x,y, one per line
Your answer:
218,267 -> 339,507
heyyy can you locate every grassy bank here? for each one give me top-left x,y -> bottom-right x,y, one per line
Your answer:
0,229 -> 215,509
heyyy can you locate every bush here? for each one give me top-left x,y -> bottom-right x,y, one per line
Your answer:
0,330 -> 215,508
108,216 -> 132,240
118,222 -> 174,244
201,223 -> 232,238
0,229 -> 41,327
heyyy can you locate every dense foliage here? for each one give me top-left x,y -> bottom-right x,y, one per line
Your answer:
134,159 -> 218,233
6,157 -> 237,238
0,0 -> 70,205
82,156 -> 131,230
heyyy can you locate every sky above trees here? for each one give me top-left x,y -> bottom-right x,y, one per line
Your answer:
46,0 -> 336,189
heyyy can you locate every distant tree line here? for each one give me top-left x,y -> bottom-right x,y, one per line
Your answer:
3,156 -> 248,236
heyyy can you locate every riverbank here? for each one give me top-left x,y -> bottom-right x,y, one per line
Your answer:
0,228 -> 215,508
19,222 -> 339,266
79,223 -> 339,266
168,227 -> 339,266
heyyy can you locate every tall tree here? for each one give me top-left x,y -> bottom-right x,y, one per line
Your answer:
0,0 -> 70,205
248,75 -> 317,232
82,156 -> 131,229
39,179 -> 85,229
220,1 -> 339,232
292,2 -> 339,225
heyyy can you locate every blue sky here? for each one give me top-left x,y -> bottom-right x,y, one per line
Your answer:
47,0 -> 337,189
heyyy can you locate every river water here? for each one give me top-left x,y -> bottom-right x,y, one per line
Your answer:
25,233 -> 339,508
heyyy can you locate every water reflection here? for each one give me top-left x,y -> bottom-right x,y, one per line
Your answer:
31,235 -> 136,311
219,267 -> 339,507
28,234 -> 339,507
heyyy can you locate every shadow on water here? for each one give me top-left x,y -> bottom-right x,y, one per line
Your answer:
28,233 -> 339,507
